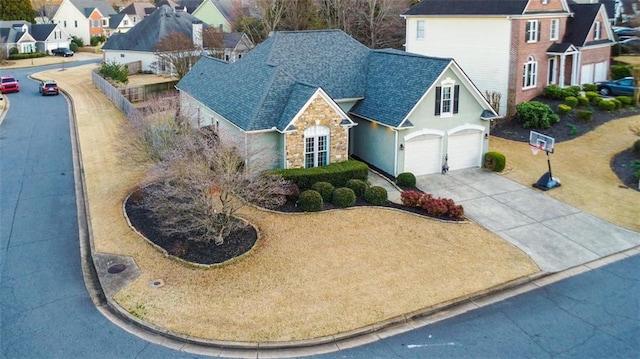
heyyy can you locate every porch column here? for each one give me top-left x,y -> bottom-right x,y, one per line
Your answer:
559,54 -> 566,87
571,52 -> 579,85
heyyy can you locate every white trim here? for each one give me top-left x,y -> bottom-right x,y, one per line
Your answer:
550,18 -> 559,41
404,128 -> 446,141
526,20 -> 539,42
282,87 -> 353,132
447,124 -> 485,136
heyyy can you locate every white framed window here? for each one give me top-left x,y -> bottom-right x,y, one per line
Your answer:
434,79 -> 459,117
526,20 -> 539,42
550,19 -> 559,40
548,57 -> 557,85
593,21 -> 601,40
523,56 -> 538,89
542,0 -> 548,4
102,19 -> 108,26
304,126 -> 330,168
416,20 -> 425,40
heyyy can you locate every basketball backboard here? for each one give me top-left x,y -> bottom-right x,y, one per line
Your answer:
529,131 -> 555,153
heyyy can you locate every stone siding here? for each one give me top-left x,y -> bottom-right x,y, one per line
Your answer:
285,96 -> 349,169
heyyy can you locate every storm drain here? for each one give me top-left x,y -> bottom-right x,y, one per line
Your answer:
149,279 -> 165,289
107,264 -> 127,274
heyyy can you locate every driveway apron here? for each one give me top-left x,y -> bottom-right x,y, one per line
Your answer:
416,169 -> 640,272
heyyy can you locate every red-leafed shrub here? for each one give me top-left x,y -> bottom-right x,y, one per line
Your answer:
401,190 -> 422,207
401,190 -> 464,219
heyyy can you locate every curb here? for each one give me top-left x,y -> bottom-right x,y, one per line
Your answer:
66,88 -> 640,356
0,94 -> 9,126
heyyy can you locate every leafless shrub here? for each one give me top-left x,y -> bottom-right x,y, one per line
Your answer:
485,90 -> 502,114
142,126 -> 291,245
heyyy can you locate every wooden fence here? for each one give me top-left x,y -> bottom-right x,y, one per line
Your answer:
91,69 -> 137,116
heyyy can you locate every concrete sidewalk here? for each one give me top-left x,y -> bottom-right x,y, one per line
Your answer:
414,168 -> 640,272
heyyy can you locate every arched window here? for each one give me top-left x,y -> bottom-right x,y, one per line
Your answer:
304,126 -> 330,168
523,55 -> 537,89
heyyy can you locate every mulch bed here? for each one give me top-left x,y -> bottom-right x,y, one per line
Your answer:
125,198 -> 258,265
491,96 -> 640,191
124,191 -> 463,265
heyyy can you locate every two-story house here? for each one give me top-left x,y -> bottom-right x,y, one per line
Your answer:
0,21 -> 71,56
403,0 -> 615,116
50,0 -> 116,45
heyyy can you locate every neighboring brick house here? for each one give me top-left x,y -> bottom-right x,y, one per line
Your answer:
403,0 -> 615,116
50,0 -> 116,45
177,30 -> 499,176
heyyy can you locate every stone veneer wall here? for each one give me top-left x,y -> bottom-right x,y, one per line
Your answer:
285,96 -> 348,169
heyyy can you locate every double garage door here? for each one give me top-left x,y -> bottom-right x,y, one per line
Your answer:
581,61 -> 608,84
404,131 -> 483,176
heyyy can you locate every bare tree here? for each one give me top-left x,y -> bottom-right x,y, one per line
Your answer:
117,95 -> 191,167
144,127 -> 291,245
255,0 -> 287,37
0,36 -> 7,64
280,0 -> 320,31
202,26 -> 226,60
153,32 -> 201,79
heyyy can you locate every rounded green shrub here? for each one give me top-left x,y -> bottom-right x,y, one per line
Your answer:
69,42 -> 78,52
592,96 -> 603,106
612,98 -> 622,110
364,186 -> 387,205
345,179 -> 368,197
557,104 -> 572,115
564,96 -> 578,108
577,109 -> 593,123
585,91 -> 599,103
297,190 -> 323,212
577,95 -> 589,107
516,101 -> 560,129
332,187 -> 356,208
543,85 -> 564,100
396,172 -> 416,187
616,96 -> 633,106
311,181 -> 335,202
484,151 -> 506,172
562,86 -> 582,98
582,83 -> 597,92
598,100 -> 616,111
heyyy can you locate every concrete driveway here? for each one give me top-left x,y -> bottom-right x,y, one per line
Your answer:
416,169 -> 640,272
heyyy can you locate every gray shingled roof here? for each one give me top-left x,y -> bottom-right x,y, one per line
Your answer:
350,49 -> 450,128
69,0 -> 116,17
565,2 -> 612,46
102,5 -> 202,52
177,30 -> 455,132
403,0 -> 529,16
30,24 -> 57,41
119,2 -> 156,17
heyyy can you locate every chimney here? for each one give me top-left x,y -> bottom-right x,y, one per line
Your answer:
192,21 -> 203,48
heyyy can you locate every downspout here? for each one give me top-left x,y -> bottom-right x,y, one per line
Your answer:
394,129 -> 399,177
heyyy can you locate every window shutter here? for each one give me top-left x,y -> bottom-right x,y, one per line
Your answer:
536,21 -> 540,42
526,21 -> 530,41
453,85 -> 460,114
435,86 -> 441,115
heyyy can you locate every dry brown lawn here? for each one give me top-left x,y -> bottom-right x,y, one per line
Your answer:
33,64 -> 539,342
490,116 -> 640,232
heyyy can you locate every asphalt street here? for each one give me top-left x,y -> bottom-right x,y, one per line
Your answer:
1,62 -> 638,358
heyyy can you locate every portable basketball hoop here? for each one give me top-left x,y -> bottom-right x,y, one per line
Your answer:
529,144 -> 543,156
529,131 -> 561,191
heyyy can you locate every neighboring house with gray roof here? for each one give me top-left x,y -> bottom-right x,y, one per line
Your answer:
177,30 -> 498,176
403,0 -> 615,116
0,21 -> 71,56
106,13 -> 135,35
102,5 -> 253,74
118,2 -> 156,26
50,0 -> 116,45
157,0 -> 257,31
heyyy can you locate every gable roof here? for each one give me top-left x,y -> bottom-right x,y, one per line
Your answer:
403,0 -> 529,16
177,30 -> 461,132
350,49 -> 450,128
108,13 -> 128,29
177,0 -> 204,13
30,24 -> 58,41
102,5 -> 202,52
68,0 -> 116,17
565,2 -> 612,46
119,2 -> 156,18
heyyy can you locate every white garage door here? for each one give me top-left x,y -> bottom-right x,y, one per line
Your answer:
404,135 -> 442,175
447,131 -> 483,171
594,61 -> 608,83
581,63 -> 594,84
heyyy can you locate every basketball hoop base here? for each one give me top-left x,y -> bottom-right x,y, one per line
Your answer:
533,172 -> 561,191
